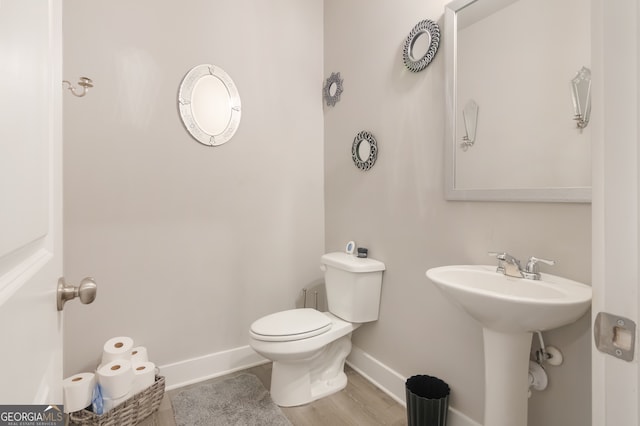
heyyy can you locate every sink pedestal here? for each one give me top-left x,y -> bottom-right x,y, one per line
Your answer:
483,329 -> 532,426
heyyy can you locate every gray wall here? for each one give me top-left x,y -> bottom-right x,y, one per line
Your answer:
63,0 -> 325,372
323,1 -> 591,425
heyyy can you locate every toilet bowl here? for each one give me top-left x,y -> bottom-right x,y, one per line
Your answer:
249,308 -> 360,406
248,252 -> 385,407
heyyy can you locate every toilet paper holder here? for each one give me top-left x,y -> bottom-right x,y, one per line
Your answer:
57,277 -> 97,311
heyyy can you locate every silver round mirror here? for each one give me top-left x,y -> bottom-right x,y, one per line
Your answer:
403,19 -> 440,72
178,64 -> 241,147
352,131 -> 378,171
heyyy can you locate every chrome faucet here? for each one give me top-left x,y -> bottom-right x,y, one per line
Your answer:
488,252 -> 555,280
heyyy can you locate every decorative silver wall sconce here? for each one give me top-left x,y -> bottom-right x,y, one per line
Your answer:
402,19 -> 440,72
352,130 -> 378,171
323,72 -> 344,107
461,99 -> 479,151
571,66 -> 591,129
62,77 -> 94,97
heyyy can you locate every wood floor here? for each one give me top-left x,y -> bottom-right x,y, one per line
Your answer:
140,363 -> 407,425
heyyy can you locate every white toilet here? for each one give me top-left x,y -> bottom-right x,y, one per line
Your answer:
248,251 -> 385,407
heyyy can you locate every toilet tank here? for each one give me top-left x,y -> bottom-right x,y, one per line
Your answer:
320,252 -> 385,323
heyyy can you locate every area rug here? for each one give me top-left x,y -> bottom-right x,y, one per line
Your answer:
171,373 -> 292,426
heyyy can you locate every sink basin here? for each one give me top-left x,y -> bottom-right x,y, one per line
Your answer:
426,264 -> 592,333
426,264 -> 592,426
427,265 -> 591,426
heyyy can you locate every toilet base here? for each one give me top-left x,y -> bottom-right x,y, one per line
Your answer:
310,370 -> 348,401
270,334 -> 352,407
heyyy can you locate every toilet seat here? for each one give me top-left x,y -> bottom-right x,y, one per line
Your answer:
250,308 -> 332,342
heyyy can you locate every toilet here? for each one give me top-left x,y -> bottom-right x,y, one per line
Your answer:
248,251 -> 385,407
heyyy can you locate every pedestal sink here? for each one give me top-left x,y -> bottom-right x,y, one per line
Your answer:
426,265 -> 592,426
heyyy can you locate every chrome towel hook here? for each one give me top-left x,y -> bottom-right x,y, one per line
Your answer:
62,76 -> 94,97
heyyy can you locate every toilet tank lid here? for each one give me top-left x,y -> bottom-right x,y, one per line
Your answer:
321,252 -> 385,273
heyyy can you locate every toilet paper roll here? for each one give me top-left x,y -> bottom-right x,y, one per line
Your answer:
97,360 -> 134,399
63,372 -> 96,413
101,336 -> 134,364
103,391 -> 132,413
130,346 -> 148,363
132,362 -> 156,394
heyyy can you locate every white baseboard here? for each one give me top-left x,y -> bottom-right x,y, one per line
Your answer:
158,345 -> 267,391
159,343 -> 480,426
347,345 -> 482,426
346,345 -> 408,406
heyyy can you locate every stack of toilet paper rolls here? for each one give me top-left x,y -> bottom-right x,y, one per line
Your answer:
63,336 -> 156,414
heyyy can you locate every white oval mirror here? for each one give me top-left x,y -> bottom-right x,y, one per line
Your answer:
191,75 -> 232,136
178,64 -> 241,147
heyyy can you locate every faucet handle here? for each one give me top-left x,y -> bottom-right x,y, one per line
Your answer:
525,256 -> 556,273
487,252 -> 506,269
488,252 -> 521,275
488,251 -> 520,264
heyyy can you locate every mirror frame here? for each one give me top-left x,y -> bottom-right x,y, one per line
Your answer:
403,19 -> 440,73
323,72 -> 344,107
178,64 -> 241,147
352,130 -> 378,171
444,0 -> 591,203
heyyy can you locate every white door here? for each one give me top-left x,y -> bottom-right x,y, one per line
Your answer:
591,0 -> 639,424
0,0 -> 63,404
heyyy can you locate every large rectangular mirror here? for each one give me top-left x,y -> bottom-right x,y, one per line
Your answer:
444,0 -> 591,202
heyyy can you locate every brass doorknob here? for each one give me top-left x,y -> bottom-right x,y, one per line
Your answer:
57,277 -> 97,311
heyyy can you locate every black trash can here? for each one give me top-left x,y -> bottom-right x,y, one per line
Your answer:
405,375 -> 450,426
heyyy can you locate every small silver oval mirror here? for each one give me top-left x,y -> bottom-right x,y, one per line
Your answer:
328,82 -> 338,97
357,140 -> 371,162
409,30 -> 432,61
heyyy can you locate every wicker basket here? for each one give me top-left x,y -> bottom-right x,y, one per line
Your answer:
69,376 -> 165,426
